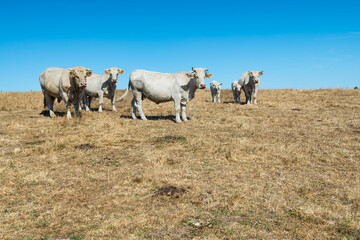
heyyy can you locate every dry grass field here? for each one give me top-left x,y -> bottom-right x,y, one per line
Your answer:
0,88 -> 359,239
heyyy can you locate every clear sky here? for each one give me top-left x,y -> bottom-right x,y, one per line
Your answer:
0,0 -> 359,91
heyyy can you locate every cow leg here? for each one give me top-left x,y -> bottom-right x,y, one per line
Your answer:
253,85 -> 258,104
83,95 -> 89,111
131,98 -> 137,119
66,104 -> 72,119
173,98 -> 181,123
181,103 -> 188,121
98,91 -> 104,112
233,91 -> 237,103
243,86 -> 251,104
82,95 -> 86,110
43,95 -> 47,109
44,92 -> 56,118
248,89 -> 253,103
133,90 -> 147,120
111,94 -> 117,112
74,97 -> 81,117
217,92 -> 221,103
212,92 -> 215,103
62,94 -> 72,119
87,96 -> 92,111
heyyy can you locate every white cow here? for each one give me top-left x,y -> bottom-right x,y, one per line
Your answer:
231,80 -> 242,103
40,67 -> 92,119
117,67 -> 212,123
82,67 -> 124,112
238,71 -> 263,104
210,80 -> 222,103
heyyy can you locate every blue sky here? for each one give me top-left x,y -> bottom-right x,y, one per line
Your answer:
0,0 -> 359,91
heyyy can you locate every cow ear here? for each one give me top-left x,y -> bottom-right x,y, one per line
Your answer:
68,68 -> 75,76
104,69 -> 110,75
118,69 -> 124,75
259,71 -> 263,76
86,71 -> 92,77
220,83 -> 223,85
205,73 -> 213,78
186,73 -> 193,78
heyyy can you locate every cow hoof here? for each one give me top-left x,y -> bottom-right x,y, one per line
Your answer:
49,111 -> 56,118
66,113 -> 72,119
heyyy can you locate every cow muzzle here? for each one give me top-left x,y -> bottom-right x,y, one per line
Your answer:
80,83 -> 87,88
200,84 -> 206,89
112,79 -> 117,83
255,80 -> 259,84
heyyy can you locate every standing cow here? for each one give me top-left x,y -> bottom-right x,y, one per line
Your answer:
231,80 -> 242,103
117,67 -> 212,123
238,71 -> 263,104
82,67 -> 124,112
210,81 -> 222,103
40,67 -> 92,119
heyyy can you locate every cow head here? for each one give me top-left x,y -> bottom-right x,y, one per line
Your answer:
248,71 -> 263,84
68,67 -> 92,88
233,81 -> 241,93
211,81 -> 222,90
186,67 -> 212,89
104,67 -> 125,83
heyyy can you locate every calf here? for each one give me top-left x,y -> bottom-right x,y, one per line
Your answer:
231,80 -> 242,103
210,81 -> 222,103
82,67 -> 124,112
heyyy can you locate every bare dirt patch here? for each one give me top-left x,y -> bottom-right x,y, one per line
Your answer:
157,185 -> 186,198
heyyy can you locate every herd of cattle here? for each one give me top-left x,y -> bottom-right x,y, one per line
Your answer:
39,67 -> 263,122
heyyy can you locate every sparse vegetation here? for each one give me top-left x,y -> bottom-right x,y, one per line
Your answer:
0,89 -> 359,239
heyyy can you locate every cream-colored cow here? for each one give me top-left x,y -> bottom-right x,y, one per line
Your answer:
82,67 -> 124,112
40,67 -> 92,119
210,80 -> 222,103
238,71 -> 263,104
118,67 -> 212,122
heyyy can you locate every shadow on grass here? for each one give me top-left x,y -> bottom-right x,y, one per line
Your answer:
39,110 -> 66,117
204,100 -> 246,105
120,115 -> 191,122
83,107 -> 113,112
222,101 -> 246,105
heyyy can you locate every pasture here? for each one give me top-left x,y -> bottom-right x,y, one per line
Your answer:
0,89 -> 359,239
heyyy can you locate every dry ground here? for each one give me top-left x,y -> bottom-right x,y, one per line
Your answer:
0,89 -> 359,239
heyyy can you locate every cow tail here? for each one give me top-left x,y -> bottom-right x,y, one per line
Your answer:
117,81 -> 130,102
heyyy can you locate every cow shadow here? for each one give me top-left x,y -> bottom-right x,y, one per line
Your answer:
84,108 -> 113,112
222,101 -> 246,105
120,115 -> 191,122
39,110 -> 66,117
205,100 -> 246,105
